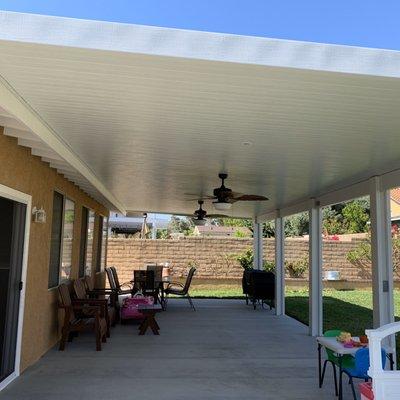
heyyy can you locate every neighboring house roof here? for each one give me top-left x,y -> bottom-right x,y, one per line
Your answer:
108,213 -> 169,231
391,188 -> 400,204
390,189 -> 400,221
194,225 -> 251,237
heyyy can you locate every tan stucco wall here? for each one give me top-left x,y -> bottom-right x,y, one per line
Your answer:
0,127 -> 109,372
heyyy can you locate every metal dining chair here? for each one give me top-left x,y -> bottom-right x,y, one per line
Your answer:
164,267 -> 196,310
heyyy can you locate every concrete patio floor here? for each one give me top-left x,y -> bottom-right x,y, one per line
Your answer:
0,299 -> 356,400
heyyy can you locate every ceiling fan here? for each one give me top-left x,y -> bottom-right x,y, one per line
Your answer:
191,200 -> 229,225
191,173 -> 268,211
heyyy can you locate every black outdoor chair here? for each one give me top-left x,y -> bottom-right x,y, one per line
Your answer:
243,269 -> 275,309
109,266 -> 133,295
164,267 -> 196,310
133,270 -> 158,301
105,267 -> 132,310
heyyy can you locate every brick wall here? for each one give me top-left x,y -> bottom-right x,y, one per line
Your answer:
107,237 -> 400,284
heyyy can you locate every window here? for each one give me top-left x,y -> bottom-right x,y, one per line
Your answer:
96,216 -> 103,273
60,199 -> 75,281
101,217 -> 108,271
79,207 -> 95,277
79,207 -> 89,278
48,192 -> 75,288
96,216 -> 108,273
86,210 -> 95,275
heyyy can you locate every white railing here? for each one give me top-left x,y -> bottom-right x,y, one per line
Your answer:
366,322 -> 400,400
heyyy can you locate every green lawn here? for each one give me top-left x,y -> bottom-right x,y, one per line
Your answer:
189,284 -> 400,364
285,289 -> 400,366
285,289 -> 400,332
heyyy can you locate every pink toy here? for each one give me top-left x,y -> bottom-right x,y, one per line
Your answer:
121,295 -> 154,320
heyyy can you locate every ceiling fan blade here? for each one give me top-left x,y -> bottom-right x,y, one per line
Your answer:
185,197 -> 216,202
184,193 -> 216,199
206,214 -> 230,218
233,194 -> 269,201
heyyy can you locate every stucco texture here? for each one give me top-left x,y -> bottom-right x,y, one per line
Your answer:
0,127 -> 108,372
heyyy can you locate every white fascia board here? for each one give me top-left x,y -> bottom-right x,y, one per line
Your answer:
0,11 -> 400,78
381,170 -> 400,192
318,180 -> 370,207
0,75 -> 126,213
256,169 -> 396,220
279,199 -> 315,218
256,210 -> 279,223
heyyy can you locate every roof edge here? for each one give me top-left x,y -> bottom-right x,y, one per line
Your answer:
0,10 -> 400,78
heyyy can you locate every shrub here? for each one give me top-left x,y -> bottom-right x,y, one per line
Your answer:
347,230 -> 400,272
236,248 -> 254,270
263,260 -> 275,272
346,240 -> 371,268
285,257 -> 308,278
236,248 -> 275,272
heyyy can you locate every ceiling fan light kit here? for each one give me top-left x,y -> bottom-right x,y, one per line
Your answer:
192,217 -> 207,226
213,201 -> 232,211
189,173 -> 268,218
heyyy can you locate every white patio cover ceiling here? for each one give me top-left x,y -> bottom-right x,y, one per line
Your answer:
1,11 -> 400,218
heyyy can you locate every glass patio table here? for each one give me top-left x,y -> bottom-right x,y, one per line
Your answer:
316,336 -> 395,400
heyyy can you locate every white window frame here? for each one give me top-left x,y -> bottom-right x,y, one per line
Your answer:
48,191 -> 75,289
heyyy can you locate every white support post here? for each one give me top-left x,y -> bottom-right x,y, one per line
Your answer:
253,221 -> 263,270
309,201 -> 323,337
275,216 -> 285,316
369,177 -> 395,334
151,215 -> 157,240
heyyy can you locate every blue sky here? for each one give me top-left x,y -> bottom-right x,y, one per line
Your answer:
0,0 -> 399,50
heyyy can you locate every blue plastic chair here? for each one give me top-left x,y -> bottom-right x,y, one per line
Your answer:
342,348 -> 386,400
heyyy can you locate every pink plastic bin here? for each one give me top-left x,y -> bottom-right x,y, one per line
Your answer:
359,382 -> 374,400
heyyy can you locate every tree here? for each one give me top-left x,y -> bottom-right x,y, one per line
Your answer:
213,217 -> 253,231
168,216 -> 194,236
341,199 -> 370,233
322,207 -> 346,235
320,197 -> 370,235
211,197 -> 370,239
284,212 -> 309,237
156,229 -> 169,239
263,221 -> 275,237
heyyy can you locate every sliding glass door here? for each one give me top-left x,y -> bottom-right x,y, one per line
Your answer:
0,196 -> 26,383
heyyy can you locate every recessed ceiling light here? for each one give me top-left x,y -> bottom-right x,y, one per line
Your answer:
242,141 -> 253,146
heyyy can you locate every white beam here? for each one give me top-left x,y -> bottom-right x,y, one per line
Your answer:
275,216 -> 285,316
0,115 -> 28,131
17,138 -> 50,151
253,221 -> 263,270
256,210 -> 278,223
49,164 -> 76,174
30,148 -> 63,161
3,127 -> 37,141
318,180 -> 370,207
280,199 -> 314,218
380,169 -> 400,192
309,202 -> 323,336
0,76 -> 125,213
369,177 -> 395,331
